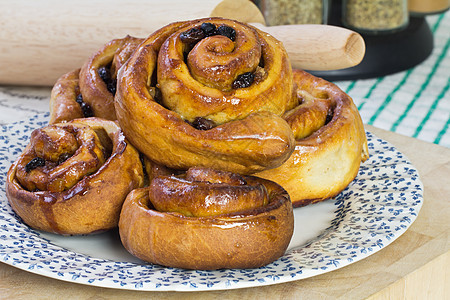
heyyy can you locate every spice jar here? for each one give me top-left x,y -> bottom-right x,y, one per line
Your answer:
257,0 -> 329,26
342,0 -> 409,34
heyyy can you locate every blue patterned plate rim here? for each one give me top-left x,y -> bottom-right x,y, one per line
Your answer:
0,113 -> 423,291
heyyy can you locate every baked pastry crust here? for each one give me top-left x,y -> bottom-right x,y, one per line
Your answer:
113,17 -> 367,206
119,167 -> 294,270
8,18 -> 369,272
6,118 -> 144,235
79,35 -> 143,120
256,70 -> 369,207
49,69 -> 84,124
115,18 -> 295,174
49,36 -> 143,124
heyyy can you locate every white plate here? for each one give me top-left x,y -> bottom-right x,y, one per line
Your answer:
0,113 -> 423,291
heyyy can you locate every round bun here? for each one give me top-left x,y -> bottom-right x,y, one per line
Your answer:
119,167 -> 294,270
256,70 -> 369,207
114,18 -> 296,174
49,36 -> 143,124
6,118 -> 144,235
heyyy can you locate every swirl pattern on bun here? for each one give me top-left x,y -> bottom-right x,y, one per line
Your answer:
50,36 -> 143,124
115,18 -> 296,174
119,167 -> 294,270
256,70 -> 369,207
6,118 -> 145,235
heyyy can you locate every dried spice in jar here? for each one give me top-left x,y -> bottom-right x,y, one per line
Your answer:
342,0 -> 408,34
257,0 -> 328,26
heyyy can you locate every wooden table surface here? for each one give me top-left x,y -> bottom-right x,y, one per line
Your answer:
0,124 -> 448,299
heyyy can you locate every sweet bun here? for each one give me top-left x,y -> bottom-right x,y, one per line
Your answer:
256,70 -> 369,207
49,36 -> 143,124
119,167 -> 294,270
115,18 -> 296,174
6,118 -> 145,235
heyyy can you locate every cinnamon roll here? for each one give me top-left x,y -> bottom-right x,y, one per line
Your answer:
115,18 -> 295,174
256,70 -> 369,207
119,167 -> 294,270
6,118 -> 145,235
49,36 -> 143,124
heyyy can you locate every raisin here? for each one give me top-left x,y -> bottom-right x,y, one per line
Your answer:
80,102 -> 94,118
232,72 -> 255,89
325,108 -> 334,124
200,22 -> 217,37
191,117 -> 216,130
98,66 -> 111,83
58,153 -> 72,164
180,27 -> 205,44
217,25 -> 236,41
75,94 -> 83,104
75,94 -> 94,117
98,66 -> 116,95
107,78 -> 117,95
180,23 -> 235,47
25,157 -> 46,172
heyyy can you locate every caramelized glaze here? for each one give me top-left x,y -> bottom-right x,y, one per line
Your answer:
256,70 -> 369,207
49,36 -> 144,124
115,18 -> 296,174
6,118 -> 144,235
148,168 -> 268,217
119,167 -> 294,270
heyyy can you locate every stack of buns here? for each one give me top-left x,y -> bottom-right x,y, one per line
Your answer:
6,18 -> 368,270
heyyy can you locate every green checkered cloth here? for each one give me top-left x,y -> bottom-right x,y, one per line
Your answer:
336,10 -> 450,148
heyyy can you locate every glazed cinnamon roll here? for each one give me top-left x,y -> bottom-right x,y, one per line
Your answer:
6,118 -> 145,235
49,36 -> 143,124
256,70 -> 369,207
115,18 -> 295,174
119,167 -> 294,270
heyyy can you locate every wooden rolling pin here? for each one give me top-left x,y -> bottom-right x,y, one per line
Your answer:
408,0 -> 450,15
0,0 -> 365,86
